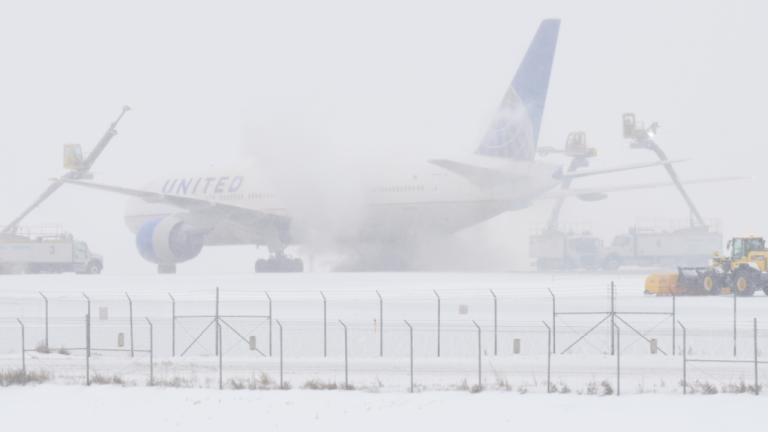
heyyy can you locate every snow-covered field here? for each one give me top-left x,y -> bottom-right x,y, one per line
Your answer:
2,272 -> 768,429
2,385 -> 766,431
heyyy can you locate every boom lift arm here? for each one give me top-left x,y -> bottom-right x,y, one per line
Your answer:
538,132 -> 595,233
1,106 -> 131,234
622,113 -> 706,228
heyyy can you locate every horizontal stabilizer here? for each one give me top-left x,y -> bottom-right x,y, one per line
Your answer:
428,158 -> 528,187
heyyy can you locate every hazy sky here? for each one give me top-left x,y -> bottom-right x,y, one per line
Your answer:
1,1 -> 766,273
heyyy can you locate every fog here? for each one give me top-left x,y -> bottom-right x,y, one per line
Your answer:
1,1 -> 766,273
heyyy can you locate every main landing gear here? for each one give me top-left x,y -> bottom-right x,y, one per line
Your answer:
255,252 -> 303,273
158,264 -> 177,274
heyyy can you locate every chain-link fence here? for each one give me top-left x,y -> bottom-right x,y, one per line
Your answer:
2,284 -> 768,393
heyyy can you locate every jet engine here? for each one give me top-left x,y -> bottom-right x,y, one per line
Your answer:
135,216 -> 204,265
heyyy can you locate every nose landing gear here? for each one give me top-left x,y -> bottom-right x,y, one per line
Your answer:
255,252 -> 303,273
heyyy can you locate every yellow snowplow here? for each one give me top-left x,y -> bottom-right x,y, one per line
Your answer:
645,236 -> 768,296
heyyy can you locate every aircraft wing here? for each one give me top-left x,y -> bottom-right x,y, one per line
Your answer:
537,177 -> 747,202
556,159 -> 687,180
429,157 -> 685,187
51,177 -> 283,231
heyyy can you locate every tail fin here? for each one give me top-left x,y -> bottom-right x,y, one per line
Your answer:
476,19 -> 560,160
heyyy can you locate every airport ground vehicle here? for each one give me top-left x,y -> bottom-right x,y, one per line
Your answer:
533,111 -> 725,272
532,219 -> 721,271
600,219 -> 722,270
645,236 -> 768,296
0,225 -> 103,274
531,134 -> 603,270
530,223 -> 604,270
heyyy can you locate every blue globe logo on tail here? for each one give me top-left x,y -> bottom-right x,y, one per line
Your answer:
476,19 -> 560,161
477,87 -> 535,159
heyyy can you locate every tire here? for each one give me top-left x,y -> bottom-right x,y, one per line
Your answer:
291,258 -> 304,273
86,261 -> 101,275
255,259 -> 268,273
702,273 -> 723,296
732,270 -> 757,297
602,254 -> 622,271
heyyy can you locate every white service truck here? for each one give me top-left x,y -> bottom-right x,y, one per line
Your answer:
599,219 -> 722,270
0,225 -> 103,274
531,219 -> 722,271
530,223 -> 604,270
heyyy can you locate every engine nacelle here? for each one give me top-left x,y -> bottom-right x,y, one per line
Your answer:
136,216 -> 204,264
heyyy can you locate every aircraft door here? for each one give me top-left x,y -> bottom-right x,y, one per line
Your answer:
428,173 -> 445,202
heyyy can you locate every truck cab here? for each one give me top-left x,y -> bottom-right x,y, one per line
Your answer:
598,234 -> 634,271
611,234 -> 634,256
727,237 -> 766,264
73,241 -> 103,274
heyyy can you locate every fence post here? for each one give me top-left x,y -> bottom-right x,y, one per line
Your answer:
169,293 -> 175,357
83,294 -> 90,358
339,320 -> 348,389
610,282 -> 615,356
126,293 -> 134,358
17,319 -> 25,385
734,293 -> 737,357
405,320 -> 413,393
218,319 -> 223,390
678,320 -> 687,394
472,320 -> 481,391
668,287 -> 675,356
377,291 -> 383,357
86,313 -> 90,386
320,291 -> 327,357
434,290 -> 440,357
277,319 -> 283,389
614,323 -> 620,396
216,288 -> 220,356
754,318 -> 758,395
39,292 -> 48,349
548,288 -> 555,353
543,321 -> 551,393
266,292 -> 272,357
490,290 -> 497,356
146,318 -> 153,387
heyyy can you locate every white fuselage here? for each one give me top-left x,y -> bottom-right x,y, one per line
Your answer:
124,155 -> 563,247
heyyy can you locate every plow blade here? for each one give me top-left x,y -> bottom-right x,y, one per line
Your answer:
645,267 -> 719,295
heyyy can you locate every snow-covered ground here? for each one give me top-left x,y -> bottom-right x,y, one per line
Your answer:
2,385 -> 766,431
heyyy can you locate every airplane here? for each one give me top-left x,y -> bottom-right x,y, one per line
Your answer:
53,19 -> 714,273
